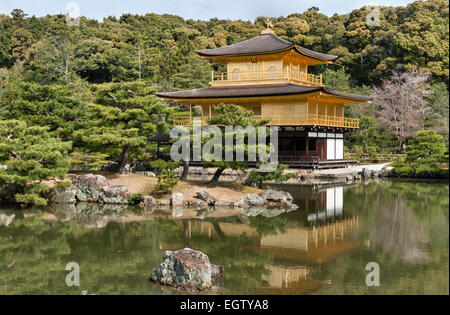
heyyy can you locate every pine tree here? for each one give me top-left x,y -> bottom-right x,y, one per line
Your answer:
203,104 -> 270,187
1,82 -> 90,142
76,82 -> 172,173
0,120 -> 72,205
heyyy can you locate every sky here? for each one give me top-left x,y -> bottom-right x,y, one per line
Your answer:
0,0 -> 414,21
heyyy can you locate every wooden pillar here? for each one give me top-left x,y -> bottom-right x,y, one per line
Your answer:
209,104 -> 212,118
334,104 -> 336,126
315,99 -> 319,124
306,135 -> 309,157
189,104 -> 193,125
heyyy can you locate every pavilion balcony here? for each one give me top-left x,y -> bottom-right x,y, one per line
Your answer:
173,114 -> 359,129
211,70 -> 323,87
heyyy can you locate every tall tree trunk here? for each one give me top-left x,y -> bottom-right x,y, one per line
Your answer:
207,167 -> 225,187
180,159 -> 189,181
118,146 -> 130,173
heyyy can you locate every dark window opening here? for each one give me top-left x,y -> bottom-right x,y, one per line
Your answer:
295,138 -> 306,151
279,138 -> 292,152
309,138 -> 317,152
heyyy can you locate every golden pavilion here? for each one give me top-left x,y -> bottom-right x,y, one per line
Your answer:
156,28 -> 372,169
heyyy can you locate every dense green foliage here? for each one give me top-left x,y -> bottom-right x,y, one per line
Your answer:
149,159 -> 180,194
74,82 -> 172,172
0,1 -> 448,88
0,120 -> 72,205
127,193 -> 145,205
204,103 -> 270,187
391,130 -> 449,178
0,2 -> 448,204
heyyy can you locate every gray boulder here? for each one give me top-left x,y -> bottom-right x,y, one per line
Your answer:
285,202 -> 299,212
150,248 -> 223,291
259,190 -> 293,203
171,193 -> 184,207
144,196 -> 157,208
100,185 -> 129,204
195,190 -> 217,205
72,174 -> 111,202
233,199 -> 250,209
239,194 -> 265,207
50,186 -> 77,204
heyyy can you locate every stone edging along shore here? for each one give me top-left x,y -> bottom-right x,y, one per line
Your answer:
50,174 -> 299,212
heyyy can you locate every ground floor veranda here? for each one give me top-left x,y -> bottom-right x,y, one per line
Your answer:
152,126 -> 357,169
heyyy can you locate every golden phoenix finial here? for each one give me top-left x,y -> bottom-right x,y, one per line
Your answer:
261,18 -> 275,34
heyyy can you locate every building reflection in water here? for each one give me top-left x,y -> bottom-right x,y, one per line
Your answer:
183,185 -> 367,294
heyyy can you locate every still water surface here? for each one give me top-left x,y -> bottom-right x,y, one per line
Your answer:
0,180 -> 448,295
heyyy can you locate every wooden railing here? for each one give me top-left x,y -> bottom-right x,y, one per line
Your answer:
211,70 -> 322,86
253,114 -> 360,128
173,114 -> 359,128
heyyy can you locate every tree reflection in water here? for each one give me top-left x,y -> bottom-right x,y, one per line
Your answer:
370,195 -> 429,263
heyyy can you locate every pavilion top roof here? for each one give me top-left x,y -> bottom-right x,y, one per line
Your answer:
195,33 -> 338,62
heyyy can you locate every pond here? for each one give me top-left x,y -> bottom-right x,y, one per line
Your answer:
0,179 -> 448,295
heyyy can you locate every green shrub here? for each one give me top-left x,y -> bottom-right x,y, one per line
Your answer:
127,193 -> 144,205
149,159 -> 180,195
391,130 -> 449,178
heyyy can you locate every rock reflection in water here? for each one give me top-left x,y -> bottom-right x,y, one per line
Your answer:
52,203 -> 127,228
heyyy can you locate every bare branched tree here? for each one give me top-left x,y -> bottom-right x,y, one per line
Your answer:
373,70 -> 431,150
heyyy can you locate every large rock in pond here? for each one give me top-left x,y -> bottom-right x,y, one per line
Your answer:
72,174 -> 111,202
195,190 -> 216,205
285,202 -> 299,212
259,190 -> 293,204
171,193 -> 184,207
143,196 -> 157,209
150,248 -> 223,291
49,186 -> 77,204
99,185 -> 129,204
239,194 -> 265,207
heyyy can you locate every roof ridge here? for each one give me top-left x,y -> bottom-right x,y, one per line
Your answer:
267,33 -> 294,46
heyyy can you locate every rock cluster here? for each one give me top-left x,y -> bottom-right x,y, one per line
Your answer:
233,190 -> 298,217
195,190 -> 217,205
51,174 -> 130,205
150,248 -> 223,291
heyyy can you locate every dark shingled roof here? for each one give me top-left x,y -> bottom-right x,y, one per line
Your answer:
195,33 -> 338,62
156,84 -> 373,102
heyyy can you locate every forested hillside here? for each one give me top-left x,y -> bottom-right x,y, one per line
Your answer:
0,0 -> 448,204
0,0 -> 448,88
